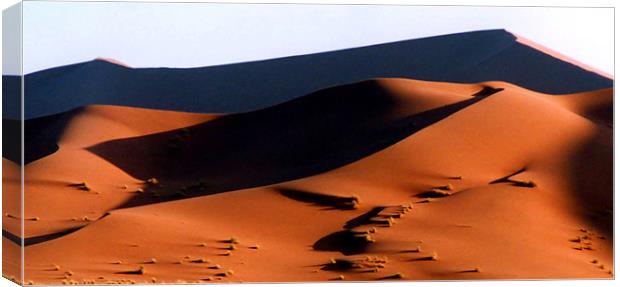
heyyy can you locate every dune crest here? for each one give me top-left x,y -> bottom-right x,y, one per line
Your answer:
513,33 -> 613,80
94,57 -> 131,68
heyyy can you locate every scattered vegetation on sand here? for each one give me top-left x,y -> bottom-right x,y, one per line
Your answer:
329,204 -> 408,255
462,267 -> 481,273
221,251 -> 232,256
25,216 -> 40,221
380,272 -> 405,280
215,270 -> 234,277
278,188 -> 361,210
190,258 -> 210,263
489,168 -> 537,188
413,252 -> 438,261
146,258 -> 157,264
249,245 -> 260,249
117,266 -> 146,275
436,184 -> 453,191
513,180 -> 537,188
417,198 -> 434,203
344,207 -> 386,229
69,181 -> 92,191
417,189 -> 452,198
401,246 -> 422,253
448,176 -> 463,180
372,218 -> 394,227
322,256 -> 387,272
397,206 -> 411,214
222,237 -> 240,244
208,264 -> 222,269
353,233 -> 376,243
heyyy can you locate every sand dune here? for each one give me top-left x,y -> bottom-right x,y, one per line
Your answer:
2,78 -> 612,284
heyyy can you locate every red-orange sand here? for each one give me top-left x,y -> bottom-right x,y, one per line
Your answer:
2,78 -> 613,284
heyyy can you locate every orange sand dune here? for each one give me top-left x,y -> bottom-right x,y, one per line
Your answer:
2,78 -> 612,284
8,107 -> 218,238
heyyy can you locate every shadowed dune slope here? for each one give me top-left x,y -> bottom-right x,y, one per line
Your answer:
8,106 -> 216,238
10,78 -> 612,284
10,79 -> 491,239
86,79 -> 497,206
2,29 -> 612,121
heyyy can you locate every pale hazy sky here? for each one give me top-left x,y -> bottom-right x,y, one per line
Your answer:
5,1 -> 614,75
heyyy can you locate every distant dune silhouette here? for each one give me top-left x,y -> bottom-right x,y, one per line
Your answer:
2,29 -> 612,120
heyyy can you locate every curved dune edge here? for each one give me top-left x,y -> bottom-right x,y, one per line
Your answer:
94,57 -> 131,68
2,78 -> 612,284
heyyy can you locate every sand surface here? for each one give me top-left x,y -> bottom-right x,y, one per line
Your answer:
2,78 -> 613,284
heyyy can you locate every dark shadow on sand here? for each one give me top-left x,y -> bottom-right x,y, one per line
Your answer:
277,188 -> 359,210
343,207 -> 386,229
2,226 -> 84,247
312,230 -> 372,256
3,108 -> 83,164
88,81 -> 494,209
